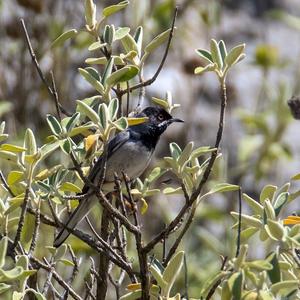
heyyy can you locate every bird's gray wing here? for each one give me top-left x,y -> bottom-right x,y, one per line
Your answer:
83,130 -> 130,192
54,130 -> 130,247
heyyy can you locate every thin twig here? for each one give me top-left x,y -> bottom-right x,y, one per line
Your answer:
28,198 -> 41,255
20,19 -> 70,117
0,171 -> 15,196
31,256 -> 82,300
145,79 -> 228,255
235,187 -> 242,257
119,7 -> 178,96
13,187 -> 30,250
50,71 -> 61,121
206,256 -> 228,300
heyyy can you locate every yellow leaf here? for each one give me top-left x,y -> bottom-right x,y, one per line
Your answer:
1,144 -> 27,152
126,283 -> 141,291
127,117 -> 148,126
84,134 -> 99,154
140,198 -> 148,215
7,171 -> 24,185
283,216 -> 300,225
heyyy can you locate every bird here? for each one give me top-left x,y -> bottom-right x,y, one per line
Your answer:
54,106 -> 183,247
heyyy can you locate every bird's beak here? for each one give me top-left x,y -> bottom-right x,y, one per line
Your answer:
169,118 -> 184,124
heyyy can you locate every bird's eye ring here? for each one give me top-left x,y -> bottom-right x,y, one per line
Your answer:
158,114 -> 164,121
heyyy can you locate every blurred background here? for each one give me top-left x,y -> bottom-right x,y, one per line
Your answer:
1,0 -> 300,297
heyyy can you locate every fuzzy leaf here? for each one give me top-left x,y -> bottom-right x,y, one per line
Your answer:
51,29 -> 78,48
103,0 -> 129,17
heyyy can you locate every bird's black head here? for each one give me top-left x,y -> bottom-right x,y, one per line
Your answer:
133,106 -> 183,137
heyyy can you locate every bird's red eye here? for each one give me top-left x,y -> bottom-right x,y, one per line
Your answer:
158,114 -> 164,121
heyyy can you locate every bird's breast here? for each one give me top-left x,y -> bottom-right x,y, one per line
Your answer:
105,140 -> 153,181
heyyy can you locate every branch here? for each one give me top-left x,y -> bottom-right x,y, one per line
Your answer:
145,80 -> 228,255
235,187 -> 242,258
20,19 -> 71,117
31,256 -> 82,300
119,7 -> 178,96
12,187 -> 30,250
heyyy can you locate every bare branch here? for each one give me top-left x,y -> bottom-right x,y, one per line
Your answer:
119,7 -> 178,96
20,19 -> 70,117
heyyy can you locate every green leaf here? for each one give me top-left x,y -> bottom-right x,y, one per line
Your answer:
54,244 -> 67,260
0,283 -> 11,294
151,97 -> 168,109
0,150 -> 18,163
0,266 -> 24,280
103,24 -> 115,45
163,187 -> 183,195
144,28 -> 171,54
0,134 -> 9,143
0,237 -> 8,268
66,112 -> 80,132
169,143 -> 182,160
240,227 -> 259,243
7,171 -> 24,185
273,192 -> 289,216
120,290 -> 141,300
98,103 -> 109,130
106,66 -> 139,86
245,260 -> 273,271
85,56 -> 125,65
267,252 -> 281,284
58,259 -> 75,267
194,64 -> 215,75
149,264 -> 167,289
200,271 -> 229,298
270,280 -> 299,296
260,185 -> 277,203
225,44 -> 246,67
0,144 -> 26,153
85,67 -> 100,81
121,33 -> 139,54
162,251 -> 184,297
228,272 -> 244,300
210,39 -> 223,69
207,183 -> 239,194
60,139 -> 72,154
78,68 -> 104,94
103,0 -> 129,17
108,98 -> 119,120
51,29 -> 78,48
88,41 -> 107,51
218,40 -> 227,63
242,193 -> 264,215
134,26 -> 143,57
59,182 -> 81,193
24,128 -> 37,155
101,57 -> 114,85
266,220 -> 285,241
114,117 -> 128,131
195,49 -> 213,63
191,146 -> 216,158
76,100 -> 100,124
147,167 -> 164,183
46,114 -> 62,136
85,0 -> 96,28
26,289 -> 47,300
115,27 -> 130,40
291,173 -> 300,180
178,142 -> 194,166
231,212 -> 262,228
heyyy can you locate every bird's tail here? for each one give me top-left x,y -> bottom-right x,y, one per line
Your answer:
53,194 -> 97,247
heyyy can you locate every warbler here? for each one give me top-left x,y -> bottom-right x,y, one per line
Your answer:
54,106 -> 183,247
